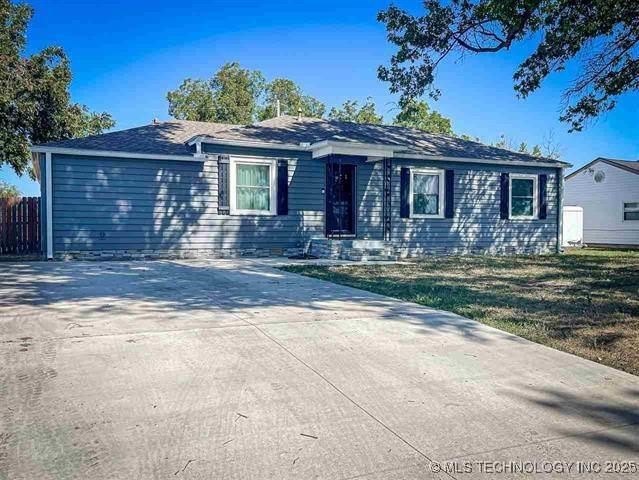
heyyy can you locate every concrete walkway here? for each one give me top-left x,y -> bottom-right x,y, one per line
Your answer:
0,259 -> 637,479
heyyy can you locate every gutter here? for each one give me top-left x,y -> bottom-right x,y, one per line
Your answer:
30,146 -> 198,162
396,153 -> 571,169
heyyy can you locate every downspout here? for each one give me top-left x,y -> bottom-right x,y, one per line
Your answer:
556,167 -> 564,254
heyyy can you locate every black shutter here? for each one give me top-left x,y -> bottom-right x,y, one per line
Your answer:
538,174 -> 547,219
500,173 -> 509,219
444,169 -> 454,218
400,167 -> 410,218
217,154 -> 230,215
277,159 -> 288,215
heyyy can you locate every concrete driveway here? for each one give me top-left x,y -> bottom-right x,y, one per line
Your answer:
1,259 -> 638,479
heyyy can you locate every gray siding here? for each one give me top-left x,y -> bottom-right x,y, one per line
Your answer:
49,145 -> 560,256
51,147 -> 324,253
357,160 -> 385,240
389,159 -> 559,254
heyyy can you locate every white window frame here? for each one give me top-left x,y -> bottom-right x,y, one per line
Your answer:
409,168 -> 445,219
622,201 -> 639,222
229,156 -> 278,216
509,173 -> 538,220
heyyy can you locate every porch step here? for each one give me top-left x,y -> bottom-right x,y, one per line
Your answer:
343,254 -> 399,262
309,238 -> 398,262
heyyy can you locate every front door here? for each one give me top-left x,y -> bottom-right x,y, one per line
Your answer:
326,163 -> 356,237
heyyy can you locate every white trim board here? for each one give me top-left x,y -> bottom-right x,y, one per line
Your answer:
409,167 -> 445,219
31,144 -> 570,169
509,173 -> 538,220
45,152 -> 53,259
397,153 -> 570,169
31,146 -> 199,162
229,156 -> 278,216
189,136 -> 306,151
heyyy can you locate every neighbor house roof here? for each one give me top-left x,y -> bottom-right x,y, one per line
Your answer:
565,157 -> 639,180
33,115 -> 570,167
35,120 -> 235,156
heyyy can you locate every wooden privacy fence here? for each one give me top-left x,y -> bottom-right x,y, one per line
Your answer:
0,197 -> 41,255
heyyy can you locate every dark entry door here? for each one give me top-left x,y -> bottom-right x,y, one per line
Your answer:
326,163 -> 356,237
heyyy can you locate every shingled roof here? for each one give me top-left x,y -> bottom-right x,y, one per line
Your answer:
35,115 -> 570,166
604,158 -> 639,175
205,115 -> 568,165
37,120 -> 235,156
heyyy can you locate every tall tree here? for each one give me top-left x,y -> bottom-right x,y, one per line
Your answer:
328,98 -> 384,124
392,99 -> 453,134
210,62 -> 265,124
166,79 -> 215,122
65,105 -> 116,138
378,1 -> 639,131
459,134 -> 481,142
490,132 -> 561,159
0,0 -> 115,176
167,62 -> 265,124
0,180 -> 20,202
259,78 -> 325,120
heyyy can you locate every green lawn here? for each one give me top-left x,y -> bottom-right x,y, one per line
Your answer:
283,248 -> 639,376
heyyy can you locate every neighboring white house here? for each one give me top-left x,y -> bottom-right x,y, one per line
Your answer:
565,158 -> 639,246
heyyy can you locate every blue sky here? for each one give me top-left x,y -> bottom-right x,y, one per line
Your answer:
3,0 -> 638,196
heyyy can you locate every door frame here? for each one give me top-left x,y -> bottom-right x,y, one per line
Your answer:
325,161 -> 357,238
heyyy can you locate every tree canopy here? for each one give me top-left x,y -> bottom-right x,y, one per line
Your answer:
0,0 -> 115,176
492,132 -> 561,159
167,62 -> 264,124
166,79 -> 216,122
392,99 -> 453,134
328,98 -> 384,124
209,62 -> 265,124
0,180 -> 20,202
378,0 -> 639,131
259,78 -> 325,120
167,64 -> 324,124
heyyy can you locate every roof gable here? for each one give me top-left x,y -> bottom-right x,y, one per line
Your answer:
566,157 -> 639,180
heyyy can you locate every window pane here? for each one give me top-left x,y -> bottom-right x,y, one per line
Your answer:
237,187 -> 270,211
512,198 -> 533,217
235,163 -> 271,211
512,178 -> 533,197
414,194 -> 438,215
625,211 -> 639,221
624,202 -> 639,210
414,174 -> 439,195
237,164 -> 269,187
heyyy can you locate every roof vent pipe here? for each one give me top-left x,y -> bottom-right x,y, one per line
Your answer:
297,106 -> 302,121
276,99 -> 281,118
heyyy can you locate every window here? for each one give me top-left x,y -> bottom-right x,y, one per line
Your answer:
410,168 -> 444,218
230,157 -> 277,215
624,202 -> 639,221
510,174 -> 537,219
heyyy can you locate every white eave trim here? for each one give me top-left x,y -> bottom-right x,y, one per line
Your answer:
30,146 -> 200,162
45,152 -> 53,260
30,143 -> 571,169
396,153 -> 571,169
309,140 -> 405,159
190,136 -> 307,151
